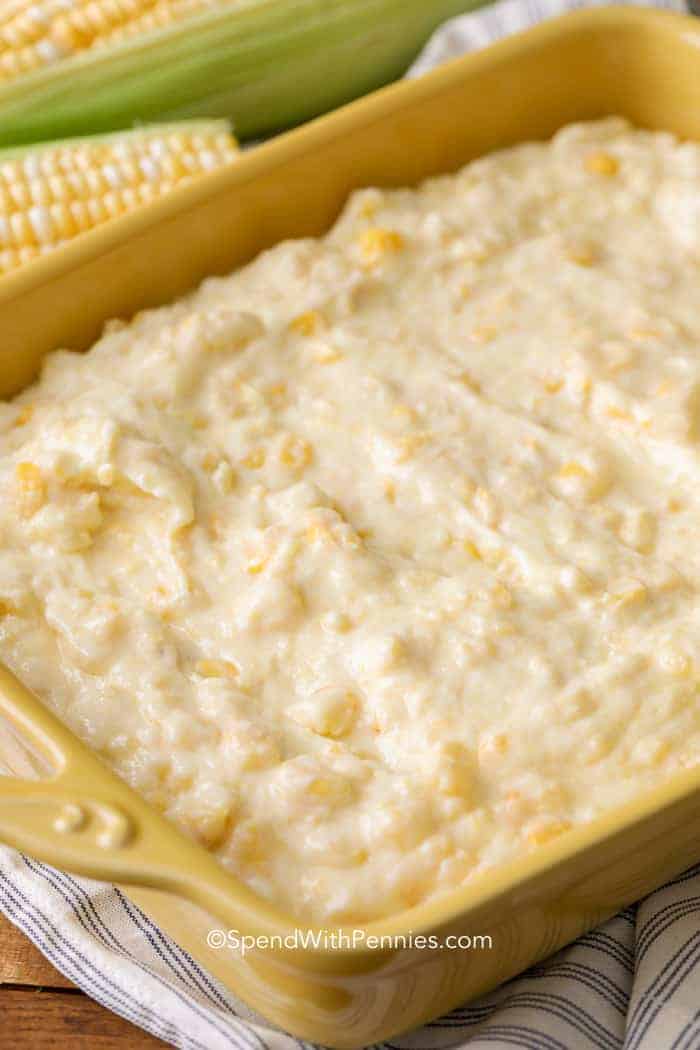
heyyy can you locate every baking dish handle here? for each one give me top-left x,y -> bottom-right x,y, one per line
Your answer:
0,663 -> 279,934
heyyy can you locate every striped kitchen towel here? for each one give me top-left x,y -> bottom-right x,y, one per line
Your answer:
0,1 -> 695,1048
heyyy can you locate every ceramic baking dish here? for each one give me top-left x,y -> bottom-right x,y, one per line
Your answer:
1,7 -> 700,1045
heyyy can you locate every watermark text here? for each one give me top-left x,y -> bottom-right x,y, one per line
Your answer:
206,928 -> 494,957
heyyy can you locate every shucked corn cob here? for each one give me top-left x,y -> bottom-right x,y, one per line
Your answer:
0,0 -> 230,81
0,120 -> 238,275
0,0 -> 488,146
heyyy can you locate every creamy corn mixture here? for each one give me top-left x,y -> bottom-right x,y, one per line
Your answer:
1,118 -> 700,922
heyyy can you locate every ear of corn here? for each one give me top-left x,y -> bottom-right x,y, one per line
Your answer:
0,0 -> 489,147
0,120 -> 238,275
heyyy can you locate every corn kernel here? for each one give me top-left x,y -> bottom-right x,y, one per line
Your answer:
320,611 -> 352,634
457,476 -> 476,502
605,404 -> 633,422
607,579 -> 647,610
245,558 -> 267,575
630,738 -> 670,767
470,325 -> 497,345
478,732 -> 509,762
290,310 -> 323,337
491,582 -> 514,609
195,808 -> 231,851
314,346 -> 343,364
527,819 -> 572,846
559,460 -> 587,479
15,461 -> 46,516
456,371 -> 481,392
657,646 -> 692,677
628,328 -> 659,342
565,243 -> 597,267
474,487 -> 499,526
232,819 -> 267,864
464,539 -> 482,560
429,742 -> 475,800
392,404 -> 418,423
16,461 -> 42,482
358,197 -> 379,219
305,522 -> 330,544
559,687 -> 595,720
339,526 -> 363,551
212,460 -> 236,495
619,509 -> 655,553
186,413 -> 207,430
482,546 -> 505,569
462,240 -> 494,264
241,448 -> 266,470
559,565 -> 593,594
265,382 -> 287,402
195,659 -> 240,679
358,227 -> 405,267
13,404 -> 33,426
279,435 -> 313,471
289,689 -> 359,739
604,343 -> 636,374
395,432 -> 430,463
579,734 -> 612,768
584,152 -> 619,176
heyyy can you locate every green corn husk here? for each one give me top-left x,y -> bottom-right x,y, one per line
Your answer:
0,0 -> 489,148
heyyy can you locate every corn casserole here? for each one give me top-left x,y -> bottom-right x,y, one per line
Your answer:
1,118 -> 699,922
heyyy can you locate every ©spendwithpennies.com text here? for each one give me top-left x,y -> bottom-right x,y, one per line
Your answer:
206,928 -> 494,957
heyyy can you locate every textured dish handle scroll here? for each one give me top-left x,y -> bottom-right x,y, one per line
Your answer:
0,662 -> 292,938
0,775 -> 135,853
0,655 -> 178,884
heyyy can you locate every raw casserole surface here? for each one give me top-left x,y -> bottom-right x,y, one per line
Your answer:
1,118 -> 700,922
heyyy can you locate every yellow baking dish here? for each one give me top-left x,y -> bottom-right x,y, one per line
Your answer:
1,7 -> 700,1046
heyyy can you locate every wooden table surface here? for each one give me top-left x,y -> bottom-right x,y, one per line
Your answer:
0,912 -> 167,1049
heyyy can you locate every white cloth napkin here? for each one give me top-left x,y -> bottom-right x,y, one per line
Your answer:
0,1 -> 694,1047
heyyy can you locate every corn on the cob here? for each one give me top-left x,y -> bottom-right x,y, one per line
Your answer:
0,0 -> 488,147
0,120 -> 238,275
0,0 -> 230,81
